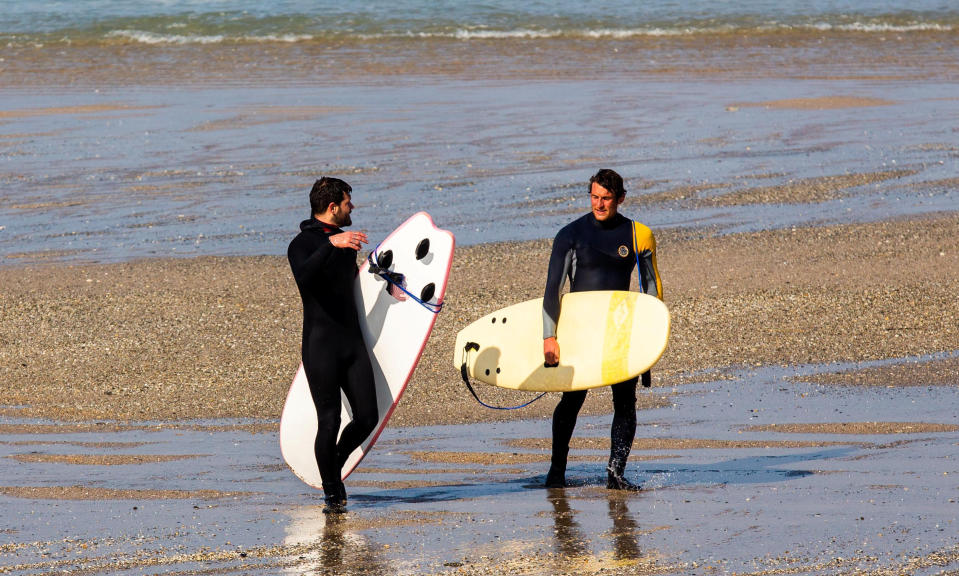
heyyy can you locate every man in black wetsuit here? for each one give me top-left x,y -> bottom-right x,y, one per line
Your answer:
542,168 -> 663,490
288,177 -> 378,513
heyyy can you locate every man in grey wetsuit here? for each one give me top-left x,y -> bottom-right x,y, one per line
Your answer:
542,168 -> 663,490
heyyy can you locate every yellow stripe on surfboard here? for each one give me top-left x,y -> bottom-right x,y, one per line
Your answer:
601,291 -> 635,383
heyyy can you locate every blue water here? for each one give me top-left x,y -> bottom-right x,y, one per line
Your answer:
3,0 -> 958,42
2,77 -> 957,263
1,0 -> 958,264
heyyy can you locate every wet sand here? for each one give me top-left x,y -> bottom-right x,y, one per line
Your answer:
1,373 -> 956,575
0,485 -> 249,501
2,212 -> 956,424
3,207 -> 957,575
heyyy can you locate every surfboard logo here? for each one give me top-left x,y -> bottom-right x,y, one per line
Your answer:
617,245 -> 629,257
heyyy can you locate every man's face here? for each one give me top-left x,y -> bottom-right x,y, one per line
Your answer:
332,194 -> 354,227
590,182 -> 622,222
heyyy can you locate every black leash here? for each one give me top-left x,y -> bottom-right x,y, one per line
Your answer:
459,342 -> 547,410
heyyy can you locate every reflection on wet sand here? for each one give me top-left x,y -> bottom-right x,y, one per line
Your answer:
316,514 -> 389,576
547,489 -> 646,571
607,495 -> 642,562
2,370 -> 957,574
548,489 -> 589,560
283,506 -> 390,575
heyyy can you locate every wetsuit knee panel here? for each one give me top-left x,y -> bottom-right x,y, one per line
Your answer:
351,410 -> 379,437
314,412 -> 341,438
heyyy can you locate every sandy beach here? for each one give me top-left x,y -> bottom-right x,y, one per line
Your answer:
2,3 -> 959,573
2,211 -> 956,425
3,159 -> 957,576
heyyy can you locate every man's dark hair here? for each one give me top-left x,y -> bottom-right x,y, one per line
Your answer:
309,177 -> 352,216
588,168 -> 626,199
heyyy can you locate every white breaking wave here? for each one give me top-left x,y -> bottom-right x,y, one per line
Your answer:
106,29 -> 225,44
450,27 -> 707,39
102,20 -> 954,45
362,21 -> 951,41
105,29 -> 314,44
248,33 -> 315,42
806,22 -> 953,32
400,26 -> 736,40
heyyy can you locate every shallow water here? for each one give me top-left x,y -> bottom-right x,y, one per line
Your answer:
2,76 -> 957,265
2,355 -> 956,574
2,1 -> 959,266
5,0 -> 959,42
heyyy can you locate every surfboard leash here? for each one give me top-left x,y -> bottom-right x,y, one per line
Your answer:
366,248 -> 443,313
459,342 -> 547,410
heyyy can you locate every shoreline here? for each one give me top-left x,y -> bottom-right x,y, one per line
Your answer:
1,212 -> 956,425
4,32 -> 959,89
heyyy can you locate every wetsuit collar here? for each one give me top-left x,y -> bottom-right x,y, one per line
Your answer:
300,218 -> 342,234
587,212 -> 626,230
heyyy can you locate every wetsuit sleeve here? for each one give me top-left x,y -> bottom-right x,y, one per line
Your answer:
542,229 -> 574,339
288,235 -> 337,286
633,223 -> 663,300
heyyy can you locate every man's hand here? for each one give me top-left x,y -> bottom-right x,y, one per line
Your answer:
330,231 -> 368,250
543,337 -> 560,367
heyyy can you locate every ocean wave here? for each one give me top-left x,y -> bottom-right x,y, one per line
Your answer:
90,26 -> 716,44
104,29 -> 315,44
10,18 -> 955,47
805,22 -> 954,33
104,26 -> 709,44
106,30 -> 225,45
439,27 -> 727,39
372,21 -> 952,41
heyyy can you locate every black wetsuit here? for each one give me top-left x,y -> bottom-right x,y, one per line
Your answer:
543,212 -> 662,480
288,218 -> 378,496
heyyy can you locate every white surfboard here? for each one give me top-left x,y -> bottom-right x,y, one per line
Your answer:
454,291 -> 669,392
280,212 -> 454,488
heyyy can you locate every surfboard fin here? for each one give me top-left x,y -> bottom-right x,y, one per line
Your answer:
367,251 -> 406,288
420,282 -> 435,302
375,249 -> 393,269
367,247 -> 443,313
415,238 -> 430,260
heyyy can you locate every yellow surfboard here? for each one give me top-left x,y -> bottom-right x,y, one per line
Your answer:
454,291 -> 670,392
